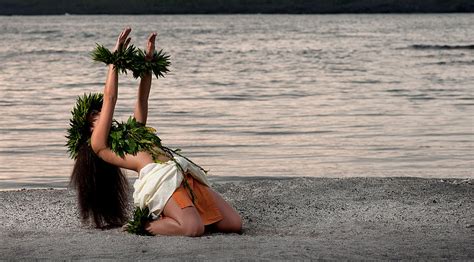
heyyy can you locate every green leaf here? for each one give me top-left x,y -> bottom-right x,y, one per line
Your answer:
126,207 -> 153,236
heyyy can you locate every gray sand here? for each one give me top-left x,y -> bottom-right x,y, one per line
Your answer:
1,177 -> 473,260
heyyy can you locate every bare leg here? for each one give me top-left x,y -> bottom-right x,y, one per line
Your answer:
207,188 -> 243,234
144,197 -> 205,237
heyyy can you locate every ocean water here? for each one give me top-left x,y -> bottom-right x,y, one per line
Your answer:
0,14 -> 473,190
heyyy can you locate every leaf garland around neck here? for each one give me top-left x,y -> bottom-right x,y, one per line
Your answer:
109,117 -> 162,158
91,44 -> 170,79
108,118 -> 208,180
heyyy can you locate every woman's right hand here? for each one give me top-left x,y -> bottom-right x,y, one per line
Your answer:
145,32 -> 157,61
113,27 -> 132,53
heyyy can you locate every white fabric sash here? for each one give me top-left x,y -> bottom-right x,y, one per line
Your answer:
132,156 -> 210,216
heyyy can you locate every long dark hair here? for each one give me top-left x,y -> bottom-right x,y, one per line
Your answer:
70,116 -> 129,228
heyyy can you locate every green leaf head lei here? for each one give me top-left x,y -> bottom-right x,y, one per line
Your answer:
66,93 -> 103,159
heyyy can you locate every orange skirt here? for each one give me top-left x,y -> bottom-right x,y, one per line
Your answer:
170,175 -> 223,225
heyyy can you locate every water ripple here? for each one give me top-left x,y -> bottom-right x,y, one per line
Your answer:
410,44 -> 474,50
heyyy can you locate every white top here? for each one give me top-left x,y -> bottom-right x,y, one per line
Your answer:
132,156 -> 210,217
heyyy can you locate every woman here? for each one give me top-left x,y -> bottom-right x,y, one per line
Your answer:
70,27 -> 242,236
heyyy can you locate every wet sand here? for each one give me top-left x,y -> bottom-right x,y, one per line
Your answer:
1,177 -> 473,260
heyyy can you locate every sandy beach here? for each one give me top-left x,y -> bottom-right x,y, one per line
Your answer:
1,177 -> 473,260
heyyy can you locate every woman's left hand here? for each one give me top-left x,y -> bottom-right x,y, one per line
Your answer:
145,32 -> 157,61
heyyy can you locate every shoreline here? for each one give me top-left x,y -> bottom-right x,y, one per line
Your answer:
1,177 -> 473,260
1,174 -> 473,192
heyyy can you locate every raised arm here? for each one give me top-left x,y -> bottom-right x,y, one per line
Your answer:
91,27 -> 131,155
134,32 -> 157,125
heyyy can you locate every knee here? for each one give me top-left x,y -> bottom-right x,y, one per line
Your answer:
182,221 -> 205,237
231,216 -> 243,234
224,214 -> 243,234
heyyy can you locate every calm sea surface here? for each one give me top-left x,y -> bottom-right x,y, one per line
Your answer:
0,15 -> 473,189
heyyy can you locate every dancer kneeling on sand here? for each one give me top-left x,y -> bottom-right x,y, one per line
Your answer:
67,27 -> 242,236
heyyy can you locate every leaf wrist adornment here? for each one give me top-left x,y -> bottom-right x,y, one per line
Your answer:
91,44 -> 170,79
